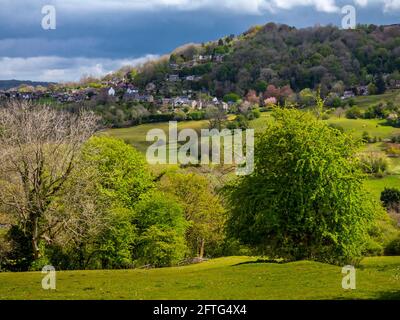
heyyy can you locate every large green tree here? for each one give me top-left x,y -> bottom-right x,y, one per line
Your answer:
226,108 -> 382,264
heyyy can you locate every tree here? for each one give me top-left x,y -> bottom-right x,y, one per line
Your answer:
299,88 -> 315,107
374,74 -> 386,95
133,192 -> 187,267
206,106 -> 227,131
245,90 -> 259,105
223,93 -> 241,103
159,172 -> 226,259
0,101 -> 98,262
346,106 -> 363,119
225,108 -> 381,264
55,136 -> 154,269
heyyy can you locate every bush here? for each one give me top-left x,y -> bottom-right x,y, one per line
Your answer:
360,153 -> 389,176
252,109 -> 261,119
385,237 -> 400,255
381,188 -> 400,212
346,106 -> 363,119
328,123 -> 345,133
362,131 -> 373,143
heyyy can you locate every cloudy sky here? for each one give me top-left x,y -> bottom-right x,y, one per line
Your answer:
0,0 -> 399,82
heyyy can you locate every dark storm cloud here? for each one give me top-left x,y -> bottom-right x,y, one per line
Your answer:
0,0 -> 398,81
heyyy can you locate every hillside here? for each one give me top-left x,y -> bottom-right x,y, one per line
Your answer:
132,23 -> 400,98
0,80 -> 54,90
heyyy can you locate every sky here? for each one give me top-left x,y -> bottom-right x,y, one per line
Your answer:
0,0 -> 399,82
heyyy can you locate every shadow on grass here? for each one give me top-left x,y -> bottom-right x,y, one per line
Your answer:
232,259 -> 285,266
374,290 -> 400,300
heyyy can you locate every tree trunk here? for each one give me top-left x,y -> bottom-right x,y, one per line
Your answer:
31,216 -> 40,260
199,239 -> 205,260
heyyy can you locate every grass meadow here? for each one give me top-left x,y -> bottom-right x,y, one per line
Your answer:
1,256 -> 400,300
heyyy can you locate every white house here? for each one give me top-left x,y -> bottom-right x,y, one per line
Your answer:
126,88 -> 138,95
341,90 -> 355,100
108,87 -> 116,96
167,75 -> 180,82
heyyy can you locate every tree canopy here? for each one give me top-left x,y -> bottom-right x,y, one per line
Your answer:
225,108 -> 383,264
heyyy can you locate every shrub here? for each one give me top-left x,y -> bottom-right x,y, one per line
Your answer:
381,188 -> 400,212
360,153 -> 389,177
252,109 -> 261,119
346,106 -> 363,119
385,237 -> 400,255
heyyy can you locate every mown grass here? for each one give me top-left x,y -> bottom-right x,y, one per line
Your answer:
0,256 -> 400,300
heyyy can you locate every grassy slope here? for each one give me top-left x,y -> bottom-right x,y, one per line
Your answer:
349,90 -> 399,110
326,118 -> 400,139
101,120 -> 208,153
1,256 -> 400,300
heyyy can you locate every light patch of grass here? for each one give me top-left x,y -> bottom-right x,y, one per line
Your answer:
326,117 -> 400,140
365,175 -> 400,201
348,90 -> 400,110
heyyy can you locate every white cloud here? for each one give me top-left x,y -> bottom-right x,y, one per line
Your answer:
55,0 -> 341,14
354,0 -> 368,6
0,55 -> 159,82
383,0 -> 400,11
272,0 -> 339,12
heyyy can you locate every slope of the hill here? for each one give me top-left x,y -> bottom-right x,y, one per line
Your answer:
133,23 -> 400,97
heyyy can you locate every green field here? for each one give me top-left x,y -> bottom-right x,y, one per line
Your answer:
347,90 -> 400,110
101,120 -> 209,153
1,256 -> 400,300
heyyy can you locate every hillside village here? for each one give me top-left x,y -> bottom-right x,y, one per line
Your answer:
1,23 -> 400,128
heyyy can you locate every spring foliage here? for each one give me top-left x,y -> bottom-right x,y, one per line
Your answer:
226,108 -> 383,264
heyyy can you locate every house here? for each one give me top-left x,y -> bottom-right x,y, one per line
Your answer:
194,55 -> 212,62
146,95 -> 155,103
214,55 -> 224,63
169,63 -> 180,70
212,97 -> 220,105
167,75 -> 180,82
161,98 -> 172,106
146,82 -> 157,92
390,79 -> 400,89
222,102 -> 229,111
356,86 -> 369,96
108,87 -> 116,96
341,90 -> 355,100
186,75 -> 196,81
127,88 -> 139,95
173,96 -> 191,107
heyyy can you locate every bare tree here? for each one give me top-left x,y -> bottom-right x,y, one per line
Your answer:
0,101 -> 98,260
206,106 -> 227,131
